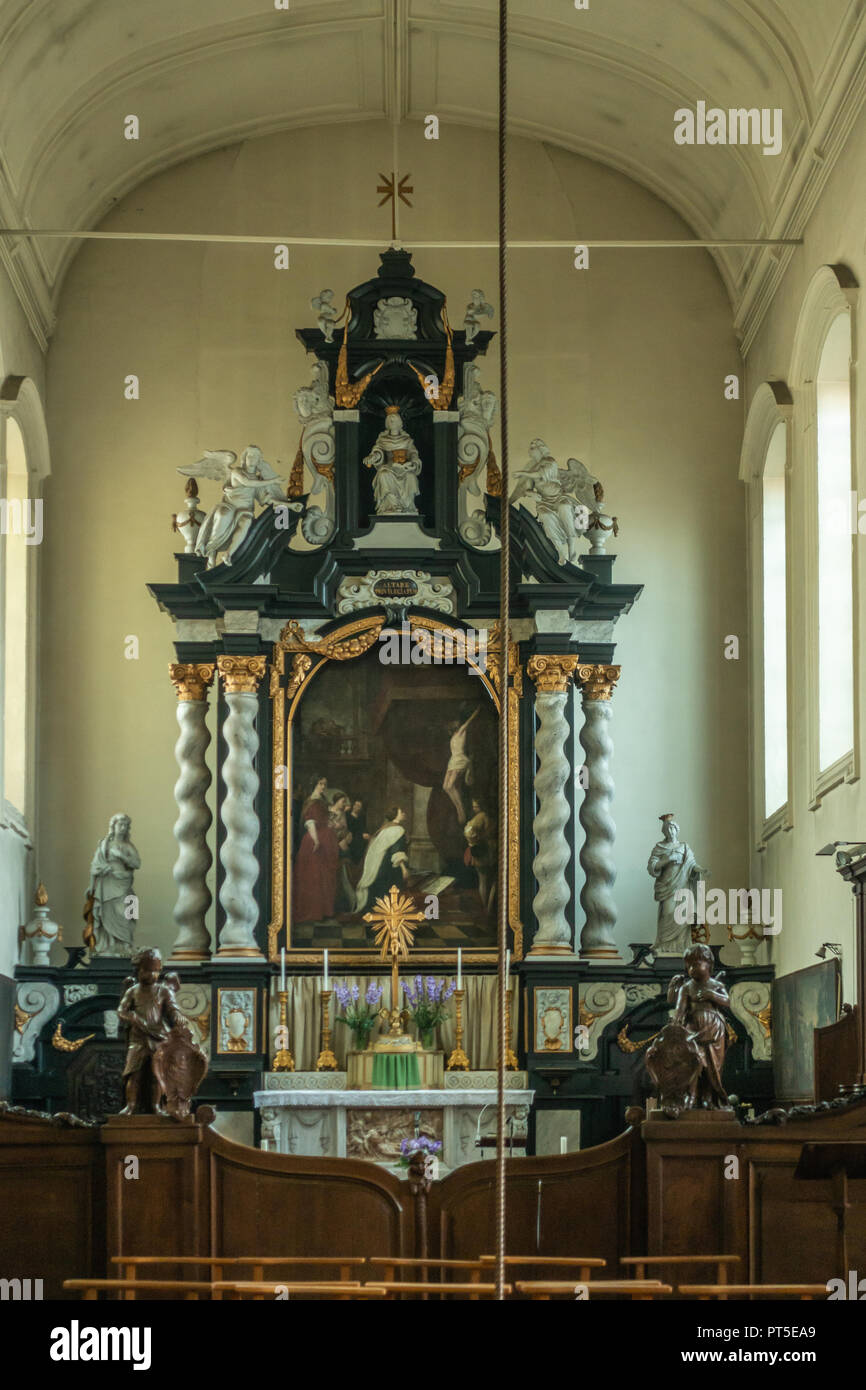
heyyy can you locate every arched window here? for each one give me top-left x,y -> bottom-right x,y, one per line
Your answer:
816,312 -> 854,771
762,420 -> 788,817
3,415 -> 29,814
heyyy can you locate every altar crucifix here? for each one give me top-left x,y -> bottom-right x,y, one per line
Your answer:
363,884 -> 425,1041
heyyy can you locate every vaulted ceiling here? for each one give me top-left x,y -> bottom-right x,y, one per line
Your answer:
0,0 -> 863,350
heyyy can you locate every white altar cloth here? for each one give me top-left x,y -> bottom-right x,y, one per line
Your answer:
254,1077 -> 534,1173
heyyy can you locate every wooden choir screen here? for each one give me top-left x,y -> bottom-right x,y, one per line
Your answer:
433,1128 -> 646,1266
206,1129 -> 411,1266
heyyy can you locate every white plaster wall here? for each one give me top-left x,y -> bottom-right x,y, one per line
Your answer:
40,119 -> 747,960
745,115 -> 866,1004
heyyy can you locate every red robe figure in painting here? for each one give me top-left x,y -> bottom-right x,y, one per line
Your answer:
293,778 -> 340,923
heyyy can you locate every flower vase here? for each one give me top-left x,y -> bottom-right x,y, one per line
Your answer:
354,1026 -> 373,1052
420,1029 -> 434,1051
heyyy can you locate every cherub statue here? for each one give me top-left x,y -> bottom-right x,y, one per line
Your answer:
362,407 -> 422,514
177,445 -> 290,568
666,944 -> 730,1109
463,289 -> 494,343
83,813 -> 141,958
117,949 -> 207,1119
311,289 -> 340,342
511,439 -> 596,565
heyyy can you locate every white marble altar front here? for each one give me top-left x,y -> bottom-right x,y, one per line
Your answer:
254,1072 -> 534,1174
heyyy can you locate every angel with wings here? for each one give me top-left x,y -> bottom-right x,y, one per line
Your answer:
511,439 -> 598,566
177,445 -> 289,568
311,288 -> 341,342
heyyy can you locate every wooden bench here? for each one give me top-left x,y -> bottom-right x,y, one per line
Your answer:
110,1255 -> 365,1298
621,1255 -> 740,1297
515,1279 -> 671,1301
219,1282 -> 384,1300
367,1281 -> 509,1300
480,1254 -> 606,1283
678,1283 -> 830,1301
65,1279 -> 218,1300
65,1277 -> 370,1301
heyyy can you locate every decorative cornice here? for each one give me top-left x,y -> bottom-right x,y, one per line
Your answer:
169,661 -> 216,701
526,654 -> 580,694
216,654 -> 267,695
576,663 -> 621,701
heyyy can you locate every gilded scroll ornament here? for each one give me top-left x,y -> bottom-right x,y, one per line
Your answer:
216,654 -> 267,695
576,664 -> 621,701
526,654 -> 581,695
52,1022 -> 95,1052
169,662 -> 215,702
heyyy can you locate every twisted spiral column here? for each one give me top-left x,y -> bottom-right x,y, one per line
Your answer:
527,655 -> 580,956
216,655 -> 267,959
577,665 -> 621,960
168,663 -> 215,960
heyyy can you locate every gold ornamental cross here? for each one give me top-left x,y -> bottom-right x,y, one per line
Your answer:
377,172 -> 413,241
363,884 -> 425,1024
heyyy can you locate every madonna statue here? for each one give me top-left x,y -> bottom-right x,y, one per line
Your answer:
84,813 -> 141,957
362,407 -> 422,514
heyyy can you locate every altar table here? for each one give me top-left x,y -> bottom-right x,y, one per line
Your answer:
255,1073 -> 534,1173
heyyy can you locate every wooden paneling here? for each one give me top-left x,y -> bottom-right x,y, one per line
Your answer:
815,1008 -> 860,1100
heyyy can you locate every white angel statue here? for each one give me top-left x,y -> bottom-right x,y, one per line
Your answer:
177,445 -> 288,568
463,289 -> 494,343
311,289 -> 340,343
511,439 -> 598,566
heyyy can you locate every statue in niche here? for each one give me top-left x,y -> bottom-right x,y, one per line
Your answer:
373,296 -> 417,339
311,288 -> 340,342
648,813 -> 708,954
177,446 -> 292,568
646,946 -> 730,1114
463,288 -> 494,343
363,407 -> 422,514
117,948 -> 207,1118
83,813 -> 141,958
511,439 -> 596,565
292,360 -> 336,545
457,363 -> 497,546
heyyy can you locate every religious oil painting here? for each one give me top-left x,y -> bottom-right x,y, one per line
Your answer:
289,644 -> 498,951
772,959 -> 840,1102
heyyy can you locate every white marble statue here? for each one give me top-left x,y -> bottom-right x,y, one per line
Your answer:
463,288 -> 494,343
311,289 -> 340,342
373,297 -> 417,339
293,361 -> 336,545
362,408 -> 422,514
171,478 -> 206,553
457,363 -> 497,546
178,446 -> 287,568
86,814 -> 141,958
647,814 -> 708,955
511,439 -> 597,566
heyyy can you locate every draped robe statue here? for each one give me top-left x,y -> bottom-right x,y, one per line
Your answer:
86,813 -> 141,957
647,815 -> 706,954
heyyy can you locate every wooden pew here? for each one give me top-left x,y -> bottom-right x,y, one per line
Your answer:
621,1254 -> 740,1297
65,1279 -> 217,1301
678,1283 -> 830,1301
111,1254 -> 365,1298
367,1281 -> 508,1300
480,1254 -> 606,1283
218,1282 -> 384,1301
66,1278 -> 376,1301
516,1279 -> 671,1301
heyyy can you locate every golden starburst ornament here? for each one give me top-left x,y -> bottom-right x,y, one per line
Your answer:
363,885 -> 425,1041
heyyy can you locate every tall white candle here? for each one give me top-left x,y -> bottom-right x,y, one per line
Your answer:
280,947 -> 286,992
323,949 -> 329,990
457,948 -> 463,990
560,1136 -> 567,1154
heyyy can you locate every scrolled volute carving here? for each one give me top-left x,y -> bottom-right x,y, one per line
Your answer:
576,663 -> 621,701
216,654 -> 267,695
169,662 -> 215,702
526,654 -> 580,695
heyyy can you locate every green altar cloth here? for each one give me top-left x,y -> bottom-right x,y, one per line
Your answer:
371,1052 -> 422,1090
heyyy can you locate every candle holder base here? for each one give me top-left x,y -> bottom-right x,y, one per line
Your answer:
273,1050 -> 295,1072
446,1045 -> 470,1071
315,1049 -> 339,1071
504,1046 -> 519,1072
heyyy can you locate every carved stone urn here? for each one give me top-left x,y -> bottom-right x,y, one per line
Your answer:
21,883 -> 61,966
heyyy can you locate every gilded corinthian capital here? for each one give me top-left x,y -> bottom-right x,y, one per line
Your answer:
169,662 -> 215,702
576,664 -> 621,701
526,654 -> 580,694
217,654 -> 268,695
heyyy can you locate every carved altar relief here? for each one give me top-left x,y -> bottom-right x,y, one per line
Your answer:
373,297 -> 417,339
346,1108 -> 442,1162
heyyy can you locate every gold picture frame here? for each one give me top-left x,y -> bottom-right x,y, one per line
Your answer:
267,613 -> 524,965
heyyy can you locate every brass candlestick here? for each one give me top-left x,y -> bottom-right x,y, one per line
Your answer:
272,989 -> 295,1072
446,988 -> 469,1071
316,989 -> 338,1071
504,984 -> 519,1072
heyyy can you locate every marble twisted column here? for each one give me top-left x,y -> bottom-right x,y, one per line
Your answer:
527,655 -> 580,957
216,655 -> 267,959
576,664 -> 621,960
168,663 -> 215,960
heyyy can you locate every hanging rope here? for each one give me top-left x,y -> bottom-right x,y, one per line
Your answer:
494,0 -> 510,1305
